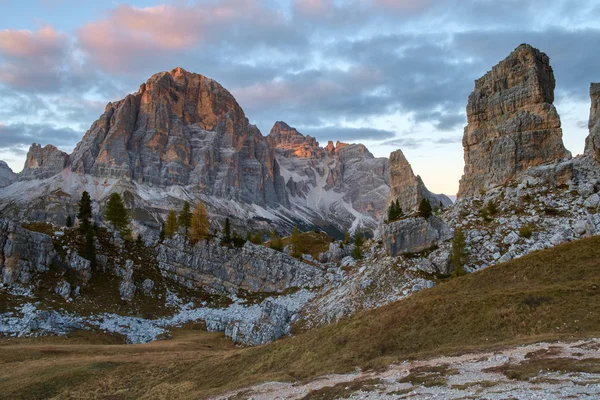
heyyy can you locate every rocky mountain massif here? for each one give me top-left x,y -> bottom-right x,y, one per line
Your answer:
0,68 -> 447,238
1,44 -> 600,351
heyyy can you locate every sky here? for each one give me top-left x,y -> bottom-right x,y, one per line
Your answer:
0,0 -> 599,196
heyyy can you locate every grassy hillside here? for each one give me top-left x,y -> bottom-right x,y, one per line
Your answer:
2,236 -> 600,399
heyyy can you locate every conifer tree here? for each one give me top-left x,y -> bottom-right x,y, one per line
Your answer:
387,203 -> 394,222
222,217 -> 232,244
66,215 -> 73,228
159,222 -> 166,242
395,200 -> 402,219
165,210 -> 178,238
77,191 -> 92,233
450,229 -> 468,277
105,193 -> 130,236
419,198 -> 432,219
352,231 -> 364,260
189,201 -> 210,245
178,201 -> 192,234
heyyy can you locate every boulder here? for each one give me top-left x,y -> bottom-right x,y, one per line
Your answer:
381,216 -> 452,257
156,235 -> 325,293
55,280 -> 71,300
0,219 -> 57,285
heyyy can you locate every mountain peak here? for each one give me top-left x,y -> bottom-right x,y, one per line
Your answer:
268,121 -> 321,158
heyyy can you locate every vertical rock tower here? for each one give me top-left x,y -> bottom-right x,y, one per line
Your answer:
388,149 -> 451,213
585,83 -> 600,163
458,44 -> 570,198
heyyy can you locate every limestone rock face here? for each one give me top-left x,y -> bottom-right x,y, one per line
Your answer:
19,144 -> 69,180
270,122 -> 390,232
268,121 -> 322,159
458,44 -> 570,199
585,83 -> 600,163
0,161 -> 17,188
156,235 -> 325,293
380,216 -> 452,257
388,149 -> 452,213
69,67 -> 287,208
0,219 -> 57,285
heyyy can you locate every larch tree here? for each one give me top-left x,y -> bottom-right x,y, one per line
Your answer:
189,201 -> 210,245
165,210 -> 178,238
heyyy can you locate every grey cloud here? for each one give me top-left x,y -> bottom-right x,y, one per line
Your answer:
299,126 -> 396,142
0,123 -> 80,150
434,136 -> 463,144
381,138 -> 425,149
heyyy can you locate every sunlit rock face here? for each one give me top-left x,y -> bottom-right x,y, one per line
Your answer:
585,83 -> 600,163
0,161 -> 17,188
268,121 -> 323,159
387,149 -> 452,213
19,144 -> 69,181
458,44 -> 570,199
69,67 -> 287,207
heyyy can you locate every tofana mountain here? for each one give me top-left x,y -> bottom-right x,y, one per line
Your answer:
3,44 -> 600,399
0,67 -> 447,237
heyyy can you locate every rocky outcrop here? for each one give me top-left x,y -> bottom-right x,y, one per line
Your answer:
0,219 -> 57,285
156,235 -> 325,293
69,67 -> 287,208
585,83 -> 600,163
19,144 -> 69,180
446,156 -> 600,271
388,149 -> 452,213
458,44 -> 570,199
381,216 -> 452,257
0,161 -> 17,188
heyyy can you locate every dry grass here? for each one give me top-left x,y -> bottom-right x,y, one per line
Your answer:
2,236 -> 600,399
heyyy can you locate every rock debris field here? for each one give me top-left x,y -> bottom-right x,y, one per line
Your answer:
216,339 -> 600,400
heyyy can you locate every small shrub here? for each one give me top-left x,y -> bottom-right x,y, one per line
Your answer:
269,230 -> 284,252
519,224 -> 534,239
232,232 -> 246,248
486,200 -> 498,215
250,232 -> 263,245
544,207 -> 560,216
480,207 -> 492,222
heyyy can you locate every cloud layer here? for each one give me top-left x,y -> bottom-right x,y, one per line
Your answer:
0,0 -> 598,192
